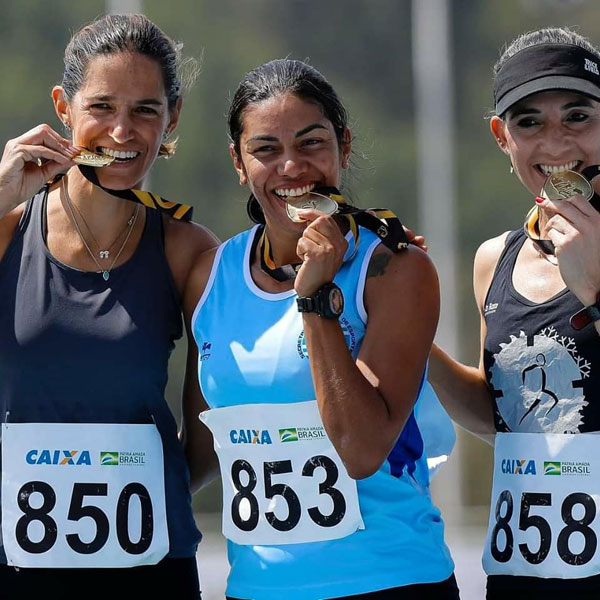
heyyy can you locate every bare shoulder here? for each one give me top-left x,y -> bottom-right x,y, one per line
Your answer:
163,216 -> 220,296
367,244 -> 437,287
182,245 -> 220,321
0,204 -> 26,262
473,231 -> 511,308
365,244 -> 438,313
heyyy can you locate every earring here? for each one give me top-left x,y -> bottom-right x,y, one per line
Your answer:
510,163 -> 514,174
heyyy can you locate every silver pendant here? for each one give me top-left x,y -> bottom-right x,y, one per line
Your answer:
99,250 -> 110,259
102,271 -> 110,281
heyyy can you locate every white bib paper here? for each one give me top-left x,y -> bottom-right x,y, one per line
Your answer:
483,432 -> 600,578
2,423 -> 169,568
200,401 -> 364,545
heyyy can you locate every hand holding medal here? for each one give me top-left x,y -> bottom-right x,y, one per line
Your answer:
527,167 -> 600,306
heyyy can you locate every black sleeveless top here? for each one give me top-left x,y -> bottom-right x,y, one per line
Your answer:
483,229 -> 600,434
0,186 -> 201,561
484,230 -> 600,593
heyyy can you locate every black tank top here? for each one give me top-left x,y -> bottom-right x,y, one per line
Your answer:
483,229 -> 600,434
0,185 -> 201,561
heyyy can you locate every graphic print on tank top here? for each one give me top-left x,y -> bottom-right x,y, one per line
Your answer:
490,326 -> 590,433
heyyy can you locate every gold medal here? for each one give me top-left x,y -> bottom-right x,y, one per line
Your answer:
541,170 -> 593,202
285,191 -> 339,223
72,149 -> 115,167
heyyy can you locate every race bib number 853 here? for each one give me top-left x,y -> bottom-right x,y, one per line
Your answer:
201,401 -> 364,545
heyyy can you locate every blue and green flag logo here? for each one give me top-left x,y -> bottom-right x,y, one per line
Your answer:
279,428 -> 298,443
544,461 -> 561,475
100,452 -> 119,466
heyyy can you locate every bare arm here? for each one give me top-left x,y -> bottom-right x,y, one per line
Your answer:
180,247 -> 221,493
302,244 -> 440,479
428,232 -> 510,444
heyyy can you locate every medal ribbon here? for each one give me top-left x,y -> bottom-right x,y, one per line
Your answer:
78,165 -> 193,221
257,187 -> 409,282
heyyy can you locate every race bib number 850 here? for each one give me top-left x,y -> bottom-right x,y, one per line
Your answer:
201,401 -> 364,545
2,423 -> 169,568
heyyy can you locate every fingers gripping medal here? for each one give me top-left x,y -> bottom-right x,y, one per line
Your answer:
74,148 -> 193,221
525,168 -> 599,256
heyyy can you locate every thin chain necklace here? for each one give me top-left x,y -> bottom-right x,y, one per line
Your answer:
61,176 -> 140,281
70,198 -> 136,260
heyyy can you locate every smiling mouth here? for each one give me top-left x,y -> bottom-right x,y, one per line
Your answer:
273,183 -> 316,201
536,160 -> 581,176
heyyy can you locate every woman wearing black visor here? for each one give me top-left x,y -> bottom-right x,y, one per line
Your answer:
429,27 -> 600,599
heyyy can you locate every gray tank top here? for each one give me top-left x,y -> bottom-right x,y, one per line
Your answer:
0,184 -> 201,560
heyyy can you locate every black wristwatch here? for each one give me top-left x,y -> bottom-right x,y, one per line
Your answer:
297,282 -> 344,319
570,293 -> 600,330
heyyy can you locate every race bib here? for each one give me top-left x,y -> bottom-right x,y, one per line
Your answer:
200,401 -> 364,545
2,423 -> 169,568
483,432 -> 600,578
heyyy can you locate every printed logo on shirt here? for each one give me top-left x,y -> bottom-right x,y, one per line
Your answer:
229,429 -> 273,445
200,341 -> 212,361
490,328 -> 589,433
26,449 -> 91,466
296,318 -> 356,359
100,451 -> 146,466
501,458 -> 537,475
484,302 -> 499,316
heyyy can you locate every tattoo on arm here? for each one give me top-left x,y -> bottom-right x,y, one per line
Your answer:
366,253 -> 391,279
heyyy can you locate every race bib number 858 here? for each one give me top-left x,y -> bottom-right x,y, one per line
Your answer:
483,432 -> 600,578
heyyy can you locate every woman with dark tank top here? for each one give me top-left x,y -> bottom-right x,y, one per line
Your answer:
429,27 -> 600,599
0,14 -> 217,600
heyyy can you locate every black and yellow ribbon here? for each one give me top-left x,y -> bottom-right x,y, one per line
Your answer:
255,186 -> 409,282
78,165 -> 193,221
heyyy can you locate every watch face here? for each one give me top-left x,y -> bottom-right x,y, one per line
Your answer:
329,287 -> 344,315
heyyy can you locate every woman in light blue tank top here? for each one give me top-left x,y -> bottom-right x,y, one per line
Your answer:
184,59 -> 458,599
0,14 -> 217,600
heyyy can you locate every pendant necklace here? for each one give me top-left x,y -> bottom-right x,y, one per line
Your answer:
69,198 -> 136,260
61,175 -> 140,281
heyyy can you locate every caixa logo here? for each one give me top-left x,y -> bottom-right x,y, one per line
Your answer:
229,429 -> 272,444
26,449 -> 92,466
501,458 -> 536,475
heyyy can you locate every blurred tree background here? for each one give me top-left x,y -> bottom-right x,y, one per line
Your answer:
2,0 -> 599,512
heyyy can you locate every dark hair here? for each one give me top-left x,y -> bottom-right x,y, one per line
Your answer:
62,14 -> 196,157
494,27 -> 600,77
228,59 -> 349,223
228,59 -> 349,157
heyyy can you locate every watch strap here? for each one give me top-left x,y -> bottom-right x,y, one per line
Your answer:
570,295 -> 600,330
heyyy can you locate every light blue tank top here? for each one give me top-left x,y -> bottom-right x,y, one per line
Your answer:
192,225 -> 454,599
